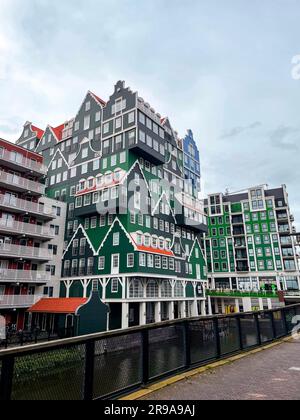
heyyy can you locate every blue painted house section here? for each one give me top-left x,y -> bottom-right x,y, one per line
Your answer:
183,130 -> 201,194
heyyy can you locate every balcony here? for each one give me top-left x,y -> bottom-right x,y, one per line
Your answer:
0,295 -> 42,309
232,216 -> 244,225
282,249 -> 295,259
232,227 -> 245,236
0,148 -> 47,177
0,269 -> 50,284
0,244 -> 53,262
0,195 -> 56,220
0,220 -> 54,241
277,212 -> 289,221
236,264 -> 249,273
278,226 -> 291,235
235,251 -> 248,260
234,241 -> 246,248
0,171 -> 45,196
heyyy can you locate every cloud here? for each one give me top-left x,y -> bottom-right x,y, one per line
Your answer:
220,122 -> 262,139
269,125 -> 300,151
0,0 -> 300,230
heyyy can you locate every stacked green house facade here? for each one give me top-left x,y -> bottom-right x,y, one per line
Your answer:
17,81 -> 208,331
204,185 -> 300,314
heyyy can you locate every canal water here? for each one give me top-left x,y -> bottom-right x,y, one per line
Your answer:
9,318 -> 275,400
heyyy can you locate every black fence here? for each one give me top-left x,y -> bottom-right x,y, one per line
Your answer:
0,304 -> 299,401
0,328 -> 75,350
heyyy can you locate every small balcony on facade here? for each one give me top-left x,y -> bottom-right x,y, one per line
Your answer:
282,248 -> 295,259
276,210 -> 289,222
0,171 -> 45,196
231,215 -> 244,225
0,244 -> 53,262
235,250 -> 248,260
0,148 -> 47,177
234,238 -> 246,248
283,258 -> 297,271
0,194 -> 56,221
0,294 -> 42,310
236,262 -> 249,272
278,225 -> 291,235
280,236 -> 293,247
232,227 -> 245,236
0,268 -> 50,284
0,220 -> 54,241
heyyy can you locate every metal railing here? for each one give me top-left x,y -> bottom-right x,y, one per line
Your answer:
284,291 -> 300,297
0,295 -> 42,309
0,244 -> 53,260
0,195 -> 56,219
0,327 -> 75,350
207,289 -> 279,299
0,269 -> 50,283
0,149 -> 47,175
0,303 -> 299,401
0,172 -> 45,195
0,220 -> 54,239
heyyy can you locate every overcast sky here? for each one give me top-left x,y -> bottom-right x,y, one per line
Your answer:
0,0 -> 299,228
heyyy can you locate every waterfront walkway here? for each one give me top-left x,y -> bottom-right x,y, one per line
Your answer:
140,339 -> 300,400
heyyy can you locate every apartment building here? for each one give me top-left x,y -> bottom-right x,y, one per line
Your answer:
0,138 -> 66,330
16,81 -> 208,331
205,185 -> 300,314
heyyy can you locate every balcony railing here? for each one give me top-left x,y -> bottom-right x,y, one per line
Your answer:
0,269 -> 51,283
278,226 -> 291,233
0,149 -> 47,175
0,171 -> 45,195
0,295 -> 42,309
207,289 -> 278,298
284,291 -> 300,298
280,239 -> 292,246
0,195 -> 56,219
0,244 -> 53,260
0,220 -> 54,240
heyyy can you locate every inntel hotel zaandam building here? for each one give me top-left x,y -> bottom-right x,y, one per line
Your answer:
14,81 -> 208,330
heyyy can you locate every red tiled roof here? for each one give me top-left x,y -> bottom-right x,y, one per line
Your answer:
90,91 -> 106,106
51,123 -> 65,141
28,298 -> 88,314
136,245 -> 174,257
31,125 -> 45,140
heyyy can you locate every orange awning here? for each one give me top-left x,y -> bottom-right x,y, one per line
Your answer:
28,298 -> 88,314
